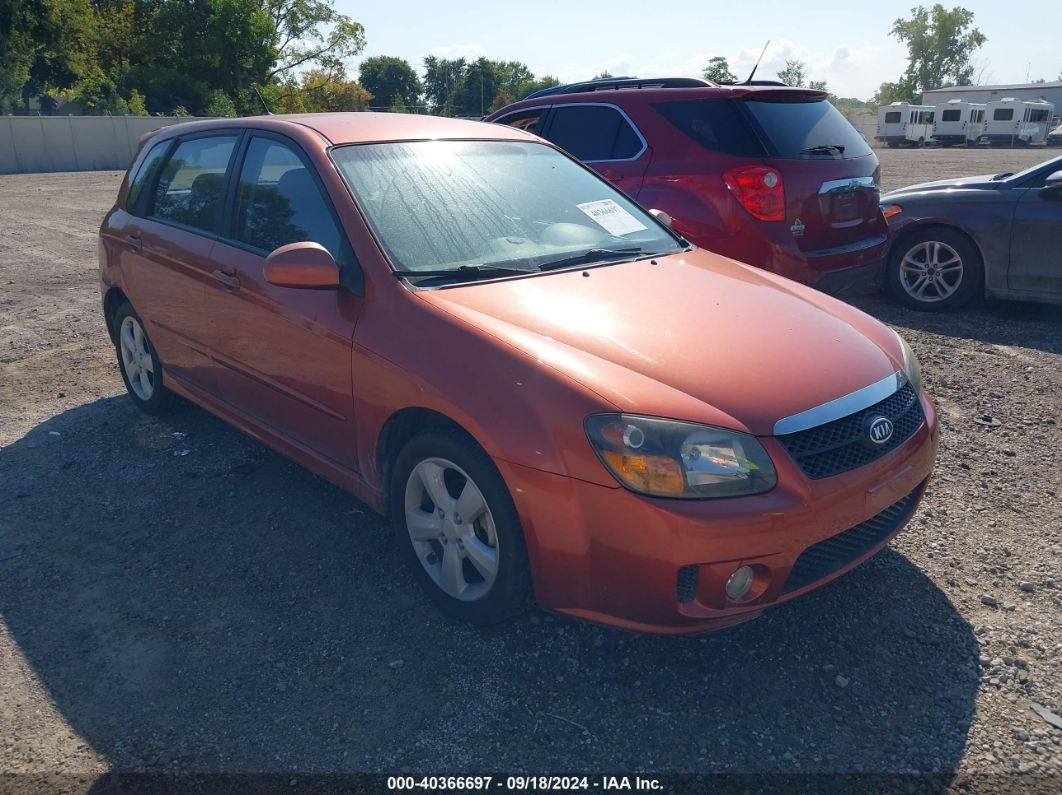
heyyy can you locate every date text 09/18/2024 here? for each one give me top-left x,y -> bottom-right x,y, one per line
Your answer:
386,776 -> 663,791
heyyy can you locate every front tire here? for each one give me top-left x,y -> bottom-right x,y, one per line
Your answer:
886,227 -> 983,311
113,302 -> 171,414
390,429 -> 531,625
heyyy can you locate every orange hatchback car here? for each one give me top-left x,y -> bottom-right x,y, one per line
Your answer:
99,114 -> 938,634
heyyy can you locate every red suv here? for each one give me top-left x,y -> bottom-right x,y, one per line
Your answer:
486,77 -> 887,292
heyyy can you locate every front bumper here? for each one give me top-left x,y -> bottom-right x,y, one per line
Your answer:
495,394 -> 938,634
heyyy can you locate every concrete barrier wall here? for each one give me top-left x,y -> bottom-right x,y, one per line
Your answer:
0,116 -> 188,174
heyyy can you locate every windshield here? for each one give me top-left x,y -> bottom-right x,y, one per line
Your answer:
744,99 -> 874,159
331,140 -> 681,278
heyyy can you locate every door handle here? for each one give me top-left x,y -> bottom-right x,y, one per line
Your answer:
125,233 -> 142,247
212,269 -> 240,290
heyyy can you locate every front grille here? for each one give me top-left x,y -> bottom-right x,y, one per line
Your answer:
778,382 -> 924,479
783,482 -> 924,594
676,565 -> 699,603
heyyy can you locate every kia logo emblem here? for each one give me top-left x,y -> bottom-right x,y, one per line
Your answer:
866,415 -> 894,446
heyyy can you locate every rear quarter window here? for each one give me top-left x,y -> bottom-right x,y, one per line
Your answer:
941,109 -> 961,122
126,141 -> 170,216
545,105 -> 643,161
884,111 -> 902,123
744,99 -> 873,159
652,99 -> 766,157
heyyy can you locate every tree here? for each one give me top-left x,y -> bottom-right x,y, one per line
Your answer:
776,59 -> 807,88
890,4 -> 986,92
450,57 -> 496,117
871,78 -> 918,108
359,55 -> 421,110
265,0 -> 365,84
702,56 -> 737,84
204,89 -> 237,116
592,70 -> 613,79
423,55 -> 465,114
128,88 -> 147,115
289,69 -> 371,112
808,79 -> 829,93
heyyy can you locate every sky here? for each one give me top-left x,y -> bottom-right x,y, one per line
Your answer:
336,0 -> 1061,101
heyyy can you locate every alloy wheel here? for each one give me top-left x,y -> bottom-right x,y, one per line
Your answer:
119,315 -> 155,400
403,458 -> 500,601
899,240 -> 964,303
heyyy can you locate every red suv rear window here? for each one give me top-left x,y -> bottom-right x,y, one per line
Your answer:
655,97 -> 873,160
652,100 -> 766,157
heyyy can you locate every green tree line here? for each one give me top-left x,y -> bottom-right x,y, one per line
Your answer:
0,0 -> 560,116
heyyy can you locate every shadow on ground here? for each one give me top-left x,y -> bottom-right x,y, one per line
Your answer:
1,395 -> 979,780
853,294 -> 1062,356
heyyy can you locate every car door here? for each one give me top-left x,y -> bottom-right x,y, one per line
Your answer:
1008,169 -> 1062,297
208,132 -> 363,471
539,103 -> 649,197
119,132 -> 241,397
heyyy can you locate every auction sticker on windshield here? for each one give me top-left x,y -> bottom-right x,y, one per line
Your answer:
576,199 -> 647,236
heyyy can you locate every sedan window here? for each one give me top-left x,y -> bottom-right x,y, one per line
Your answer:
331,140 -> 680,278
151,136 -> 238,233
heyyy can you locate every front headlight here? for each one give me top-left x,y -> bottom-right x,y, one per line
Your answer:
585,414 -> 777,499
896,331 -> 923,395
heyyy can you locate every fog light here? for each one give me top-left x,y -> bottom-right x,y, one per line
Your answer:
725,566 -> 755,601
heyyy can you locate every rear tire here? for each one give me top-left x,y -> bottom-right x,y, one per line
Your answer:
113,302 -> 172,414
389,429 -> 532,625
886,227 -> 983,311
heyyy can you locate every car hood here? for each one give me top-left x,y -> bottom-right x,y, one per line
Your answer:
884,173 -> 1005,197
416,250 -> 903,436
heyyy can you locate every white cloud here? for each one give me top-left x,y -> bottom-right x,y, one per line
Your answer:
425,43 -> 487,61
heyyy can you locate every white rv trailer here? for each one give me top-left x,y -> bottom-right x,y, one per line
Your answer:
931,99 -> 986,146
875,102 -> 935,147
981,98 -> 1056,146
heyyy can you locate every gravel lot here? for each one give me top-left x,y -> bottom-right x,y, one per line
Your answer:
1,148 -> 1060,792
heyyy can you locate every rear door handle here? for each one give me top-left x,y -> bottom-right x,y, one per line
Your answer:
125,233 -> 142,247
212,268 -> 240,290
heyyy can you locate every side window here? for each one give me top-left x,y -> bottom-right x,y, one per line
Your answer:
127,141 -> 170,216
151,136 -> 238,233
495,109 -> 545,135
545,105 -> 643,161
231,137 -> 342,258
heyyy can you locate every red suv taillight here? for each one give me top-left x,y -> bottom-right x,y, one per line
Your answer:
723,166 -> 785,222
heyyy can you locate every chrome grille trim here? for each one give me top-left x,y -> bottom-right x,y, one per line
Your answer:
772,371 -> 905,436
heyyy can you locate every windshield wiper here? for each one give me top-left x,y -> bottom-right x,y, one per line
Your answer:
392,264 -> 536,283
991,172 -> 1013,181
535,247 -> 652,272
801,144 -> 845,156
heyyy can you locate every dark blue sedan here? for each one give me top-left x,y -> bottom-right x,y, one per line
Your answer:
880,156 -> 1062,310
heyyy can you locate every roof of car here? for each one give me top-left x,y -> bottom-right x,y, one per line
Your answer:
150,112 -> 536,146
489,84 -> 826,117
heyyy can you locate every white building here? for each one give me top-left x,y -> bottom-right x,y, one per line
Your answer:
922,82 -> 1062,118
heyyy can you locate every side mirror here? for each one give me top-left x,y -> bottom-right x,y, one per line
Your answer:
1039,170 -> 1062,200
263,242 -> 341,289
649,208 -> 674,229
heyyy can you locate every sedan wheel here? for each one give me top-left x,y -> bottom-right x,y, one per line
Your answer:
899,240 -> 964,303
886,228 -> 983,311
404,458 -> 499,601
